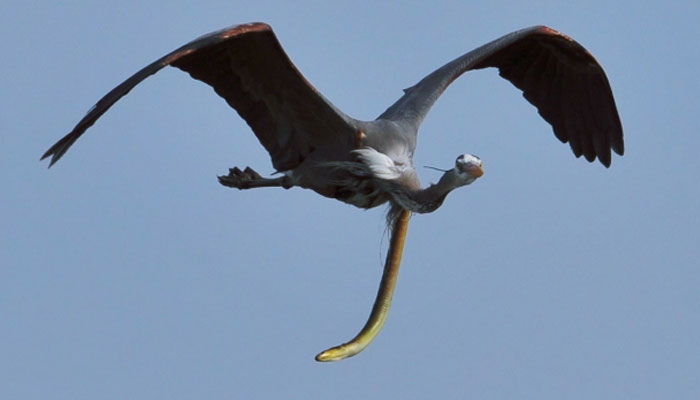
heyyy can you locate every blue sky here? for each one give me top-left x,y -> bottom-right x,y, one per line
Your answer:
3,1 -> 699,399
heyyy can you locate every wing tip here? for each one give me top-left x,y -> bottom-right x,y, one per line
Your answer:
40,144 -> 64,168
612,133 -> 625,156
41,127 -> 81,168
566,134 -> 620,168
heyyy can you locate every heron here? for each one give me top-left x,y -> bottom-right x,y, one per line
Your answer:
42,22 -> 624,362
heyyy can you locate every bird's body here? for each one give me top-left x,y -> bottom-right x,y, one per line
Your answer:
43,22 -> 623,361
278,118 -> 421,211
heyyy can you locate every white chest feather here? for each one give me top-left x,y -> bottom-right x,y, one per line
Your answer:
352,147 -> 406,180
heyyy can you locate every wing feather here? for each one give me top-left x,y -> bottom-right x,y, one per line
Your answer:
379,26 -> 624,167
42,23 -> 355,170
558,69 -> 583,158
585,73 -> 612,166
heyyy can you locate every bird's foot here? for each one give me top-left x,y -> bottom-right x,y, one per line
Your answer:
218,166 -> 292,189
218,167 -> 264,189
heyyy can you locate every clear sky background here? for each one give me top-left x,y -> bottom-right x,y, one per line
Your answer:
3,1 -> 699,399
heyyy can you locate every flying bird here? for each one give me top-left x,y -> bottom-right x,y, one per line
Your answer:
42,22 -> 624,361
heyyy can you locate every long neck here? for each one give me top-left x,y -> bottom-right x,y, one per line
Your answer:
388,169 -> 462,214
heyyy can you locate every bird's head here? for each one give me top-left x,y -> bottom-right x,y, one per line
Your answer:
454,154 -> 483,186
411,153 -> 483,214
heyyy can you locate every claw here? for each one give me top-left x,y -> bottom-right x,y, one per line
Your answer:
218,166 -> 254,189
218,166 -> 289,190
243,166 -> 263,179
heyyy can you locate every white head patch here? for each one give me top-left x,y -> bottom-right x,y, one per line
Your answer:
456,154 -> 481,168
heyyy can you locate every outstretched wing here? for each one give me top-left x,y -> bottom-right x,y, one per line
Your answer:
379,26 -> 624,167
42,22 -> 356,171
